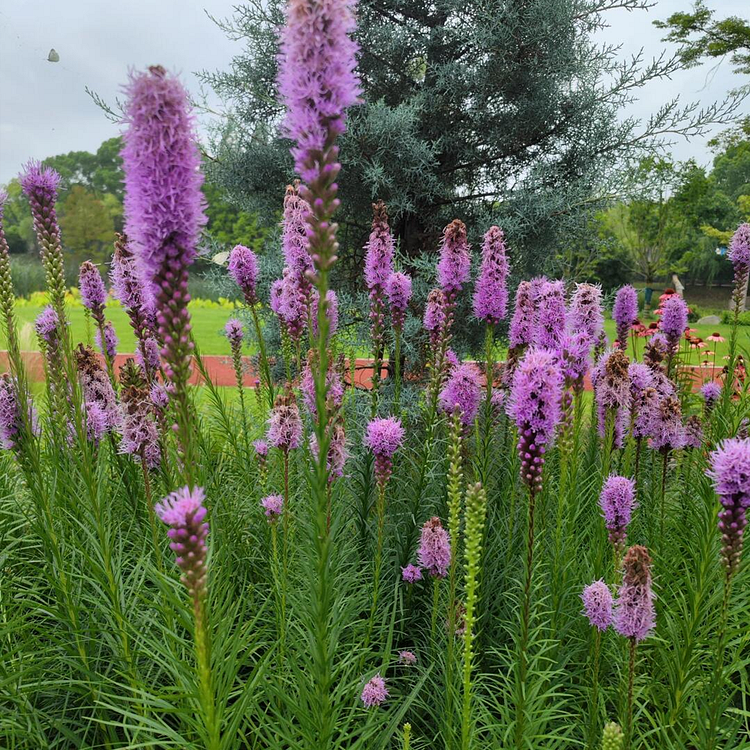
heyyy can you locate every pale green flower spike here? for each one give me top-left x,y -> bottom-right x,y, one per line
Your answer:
602,721 -> 624,750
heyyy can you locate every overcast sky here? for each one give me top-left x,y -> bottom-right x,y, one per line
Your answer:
0,0 -> 747,186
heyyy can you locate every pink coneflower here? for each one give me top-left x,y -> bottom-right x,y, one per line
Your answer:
361,674 -> 388,708
581,579 -> 614,631
706,332 -> 725,343
417,516 -> 451,578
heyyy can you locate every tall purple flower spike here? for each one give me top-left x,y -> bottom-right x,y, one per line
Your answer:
534,279 -> 566,349
659,295 -> 688,354
267,388 -> 303,451
439,361 -> 483,426
592,349 -> 630,448
281,182 -> 313,286
386,272 -> 412,331
599,475 -> 636,555
707,437 -> 750,577
728,223 -> 750,274
437,219 -> 471,297
508,347 -> 563,491
472,226 -> 509,324
417,516 -> 451,578
582,579 -> 614,631
613,285 -> 638,350
568,283 -> 604,342
228,244 -> 259,305
364,200 -> 394,291
364,416 -> 404,485
509,281 -> 536,349
614,545 -> 655,642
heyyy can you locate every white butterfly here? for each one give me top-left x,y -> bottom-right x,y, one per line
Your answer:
47,48 -> 59,63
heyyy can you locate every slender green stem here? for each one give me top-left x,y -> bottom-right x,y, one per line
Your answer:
624,638 -> 637,750
250,304 -> 275,409
705,577 -> 733,750
393,327 -> 402,414
587,628 -> 602,749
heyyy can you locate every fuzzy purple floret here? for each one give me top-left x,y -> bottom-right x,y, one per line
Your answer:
534,280 -> 566,349
592,350 -> 631,448
79,261 -> 107,311
417,516 -> 451,578
267,393 -> 303,451
439,361 -> 482,425
599,475 -> 636,551
110,243 -> 153,317
614,545 -> 655,642
364,416 -> 405,458
120,383 -> 160,469
364,204 -> 394,290
312,288 -> 338,338
728,223 -> 750,271
361,674 -> 388,708
95,321 -> 119,360
613,285 -> 638,349
19,161 -> 61,205
398,650 -> 417,665
121,66 -> 206,295
228,245 -> 259,304
386,272 -> 412,330
582,579 -> 614,631
659,296 -> 688,351
558,330 -> 593,388
277,0 -> 361,183
261,494 -> 284,521
509,281 -> 536,348
0,374 -> 39,451
472,226 -> 509,324
424,288 -> 446,333
35,305 -> 59,344
401,563 -> 423,583
437,220 -> 471,294
253,439 -> 268,458
282,186 -> 313,281
650,395 -> 687,452
224,318 -> 244,348
707,437 -> 750,576
700,380 -> 722,405
568,283 -> 604,341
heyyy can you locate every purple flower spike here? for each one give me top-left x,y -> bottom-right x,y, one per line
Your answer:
417,516 -> 451,578
312,288 -> 338,338
472,226 -> 509,324
79,261 -> 107,314
568,283 -> 604,341
593,350 -> 631,448
508,347 -> 563,491
728,223 -> 750,273
253,439 -> 268,458
156,486 -> 209,599
35,305 -> 60,346
228,244 -> 259,305
277,0 -> 361,184
437,219 -> 471,296
613,286 -> 638,350
282,183 -> 313,284
267,389 -> 303,452
650,395 -> 687,452
0,374 -> 39,453
224,318 -> 244,349
120,365 -> 161,469
707,437 -> 750,577
364,200 -> 394,291
509,281 -> 536,349
75,346 -> 120,434
582,579 -> 614,631
95,321 -> 119,361
599,475 -> 637,554
261,494 -> 284,522
701,380 -> 722,411
361,674 -> 388,708
401,563 -> 423,583
614,545 -> 655,642
534,279 -> 566,349
364,416 -> 404,485
439,361 -> 482,425
399,650 -> 417,665
386,272 -> 412,330
659,295 -> 688,353
424,288 -> 446,346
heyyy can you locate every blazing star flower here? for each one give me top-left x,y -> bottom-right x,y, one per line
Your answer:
386,272 -> 412,330
253,439 -> 268,458
300,351 -> 344,417
398,650 -> 417,665
628,363 -> 657,439
613,286 -> 638,350
95,321 -> 119,361
418,516 -> 451,578
156,485 -> 209,600
593,350 -> 631,448
277,0 -> 360,184
707,437 -> 750,577
437,219 -> 471,297
281,182 -> 313,285
424,288 -> 446,346
650,395 -> 687,452
401,563 -> 423,583
508,347 -> 563,490
224,318 -> 244,349
509,281 -> 536,348
364,200 -> 394,291
135,336 -> 161,375
472,226 -> 509,324
311,288 -> 339,338
684,415 -> 703,449
439,361 -> 483,425
278,267 -> 308,341
75,345 -> 120,433
364,416 -> 405,485
534,280 -> 566,349
599,475 -> 637,554
310,417 -> 348,480
644,332 -> 669,370
614,545 -> 656,642
568,283 -> 604,341
228,244 -> 259,305
0,374 -> 39,453
659,296 -> 688,353
119,364 -> 161,469
78,261 -> 107,316
267,389 -> 303,451
361,674 -> 388,708
35,305 -> 60,346
728,223 -> 750,274
701,380 -> 722,411
261,494 -> 284,522
582,579 -> 614,631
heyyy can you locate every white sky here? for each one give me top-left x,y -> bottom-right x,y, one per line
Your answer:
0,0 -> 747,186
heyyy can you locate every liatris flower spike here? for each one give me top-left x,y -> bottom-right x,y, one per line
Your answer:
0,374 -> 39,454
438,219 -> 471,297
119,362 -> 161,469
228,244 -> 259,305
568,282 -> 604,341
261,494 -> 284,522
613,285 -> 638,350
361,674 -> 388,708
593,349 -> 631,449
401,564 -> 422,583
659,295 -> 688,354
582,580 -> 614,631
614,545 -> 655,642
418,516 -> 451,578
281,183 -> 313,285
386,272 -> 412,331
707,437 -> 750,578
78,261 -> 107,319
312,288 -> 338,338
364,200 -> 394,291
267,389 -> 303,452
364,416 -> 405,486
224,319 -> 244,349
599,475 -> 636,556
473,225 -> 509,324
253,439 -> 268,461
508,347 -> 563,491
398,650 -> 417,665
439,361 -> 482,426
156,485 -> 209,601
534,279 -> 566,349
701,380 -> 722,412
96,321 -> 119,361
729,222 -> 750,277
509,280 -> 536,349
